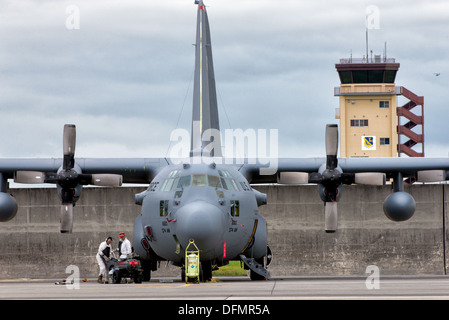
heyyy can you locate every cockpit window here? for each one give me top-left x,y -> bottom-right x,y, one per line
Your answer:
218,170 -> 239,191
159,171 -> 239,192
159,170 -> 181,192
177,175 -> 191,189
208,175 -> 221,188
192,174 -> 207,187
167,170 -> 180,178
218,170 -> 232,178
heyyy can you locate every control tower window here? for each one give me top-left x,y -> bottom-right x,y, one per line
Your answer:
384,70 -> 397,83
379,101 -> 389,109
339,71 -> 352,84
350,119 -> 369,127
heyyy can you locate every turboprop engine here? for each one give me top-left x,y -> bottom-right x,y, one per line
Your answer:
278,123 -> 449,230
278,124 -> 386,233
13,124 -> 123,233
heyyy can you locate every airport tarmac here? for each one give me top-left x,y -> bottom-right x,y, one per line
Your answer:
1,276 -> 449,300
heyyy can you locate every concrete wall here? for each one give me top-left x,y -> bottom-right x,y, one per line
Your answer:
0,184 -> 447,279
257,184 -> 448,276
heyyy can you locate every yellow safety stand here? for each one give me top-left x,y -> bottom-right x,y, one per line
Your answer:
185,239 -> 200,283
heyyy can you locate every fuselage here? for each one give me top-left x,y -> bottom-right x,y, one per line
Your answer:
134,162 -> 267,266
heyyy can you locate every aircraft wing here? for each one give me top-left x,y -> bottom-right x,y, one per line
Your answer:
238,125 -> 449,233
240,124 -> 449,186
240,157 -> 449,184
0,155 -> 169,232
0,157 -> 168,184
72,157 -> 168,183
239,155 -> 449,233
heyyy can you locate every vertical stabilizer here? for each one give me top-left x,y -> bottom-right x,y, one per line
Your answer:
191,0 -> 222,157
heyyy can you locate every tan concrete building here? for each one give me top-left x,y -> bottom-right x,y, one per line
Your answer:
334,57 -> 424,158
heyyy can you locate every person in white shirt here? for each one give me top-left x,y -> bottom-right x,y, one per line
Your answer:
96,236 -> 113,283
118,232 -> 132,260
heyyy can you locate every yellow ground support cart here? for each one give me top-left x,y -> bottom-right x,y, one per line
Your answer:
185,239 -> 200,283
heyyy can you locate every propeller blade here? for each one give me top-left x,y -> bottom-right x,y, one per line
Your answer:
325,124 -> 338,169
324,202 -> 338,233
91,174 -> 123,187
14,171 -> 46,184
60,204 -> 74,234
325,124 -> 338,157
63,124 -> 76,170
354,172 -> 386,185
63,124 -> 76,157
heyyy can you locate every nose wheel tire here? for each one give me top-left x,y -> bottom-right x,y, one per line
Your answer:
181,261 -> 213,282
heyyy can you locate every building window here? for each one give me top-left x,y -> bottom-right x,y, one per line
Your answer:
350,119 -> 369,127
380,138 -> 390,145
379,101 -> 390,108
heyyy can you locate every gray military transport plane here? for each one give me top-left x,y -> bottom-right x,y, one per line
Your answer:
1,0 -> 449,281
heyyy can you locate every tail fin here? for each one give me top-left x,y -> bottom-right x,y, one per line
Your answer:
190,0 -> 222,157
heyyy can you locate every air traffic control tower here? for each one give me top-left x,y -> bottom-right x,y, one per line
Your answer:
334,55 -> 424,158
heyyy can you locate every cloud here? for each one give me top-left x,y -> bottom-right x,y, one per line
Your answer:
0,0 -> 448,162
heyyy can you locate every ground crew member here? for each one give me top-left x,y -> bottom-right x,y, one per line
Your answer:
118,232 -> 132,260
96,236 -> 113,283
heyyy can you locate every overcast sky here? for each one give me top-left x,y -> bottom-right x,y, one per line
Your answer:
0,0 -> 448,160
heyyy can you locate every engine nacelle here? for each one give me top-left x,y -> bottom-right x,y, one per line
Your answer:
0,192 -> 18,222
56,184 -> 83,204
56,164 -> 83,204
383,191 -> 416,222
318,184 -> 343,202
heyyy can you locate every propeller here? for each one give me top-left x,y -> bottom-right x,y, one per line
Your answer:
278,124 -> 386,233
319,125 -> 386,232
14,124 -> 123,233
321,125 -> 342,233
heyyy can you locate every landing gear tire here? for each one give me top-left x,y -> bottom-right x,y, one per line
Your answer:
134,274 -> 143,284
250,269 -> 266,281
181,261 -> 213,282
200,261 -> 212,282
112,270 -> 122,284
141,260 -> 152,282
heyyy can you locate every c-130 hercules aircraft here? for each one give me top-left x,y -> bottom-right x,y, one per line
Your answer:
0,0 -> 449,281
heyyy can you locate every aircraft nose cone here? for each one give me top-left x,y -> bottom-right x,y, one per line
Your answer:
176,201 -> 224,253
